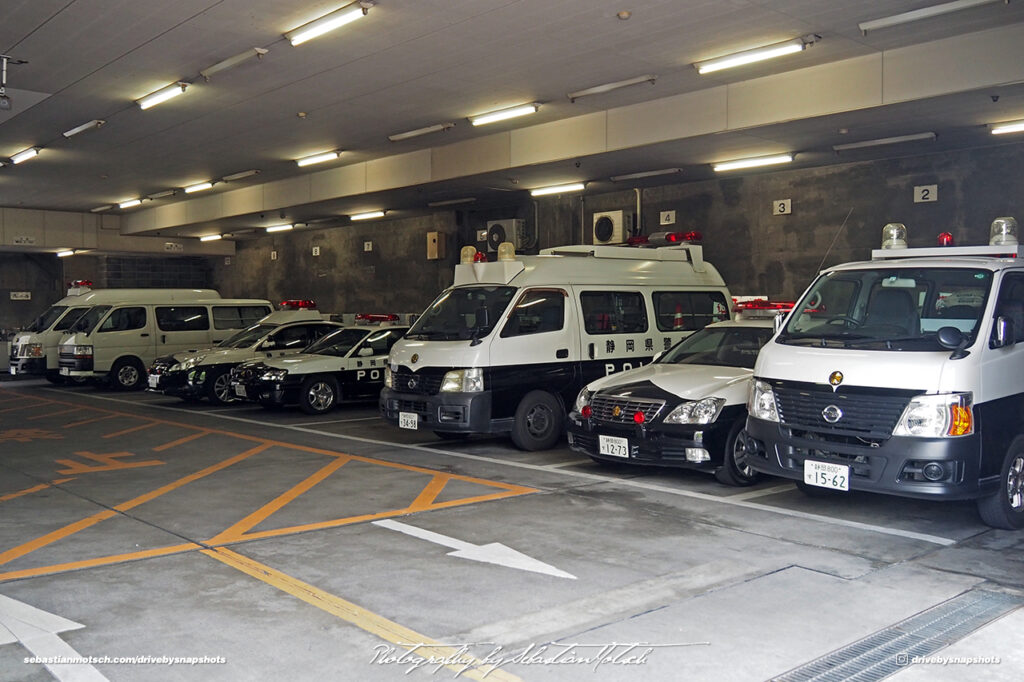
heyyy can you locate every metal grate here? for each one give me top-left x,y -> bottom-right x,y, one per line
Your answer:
590,393 -> 665,424
772,590 -> 1023,682
773,382 -> 915,439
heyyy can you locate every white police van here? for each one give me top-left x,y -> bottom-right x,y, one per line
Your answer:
745,218 -> 1024,529
380,237 -> 732,450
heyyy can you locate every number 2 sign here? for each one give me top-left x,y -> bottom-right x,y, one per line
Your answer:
914,184 -> 938,203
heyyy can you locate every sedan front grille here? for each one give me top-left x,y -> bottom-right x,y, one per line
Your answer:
591,393 -> 665,424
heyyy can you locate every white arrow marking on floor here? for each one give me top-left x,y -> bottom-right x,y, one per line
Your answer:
373,519 -> 576,579
0,594 -> 108,682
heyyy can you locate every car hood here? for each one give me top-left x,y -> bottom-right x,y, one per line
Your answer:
587,362 -> 752,401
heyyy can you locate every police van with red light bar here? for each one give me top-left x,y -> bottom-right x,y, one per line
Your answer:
380,235 -> 733,450
147,299 -> 338,404
744,217 -> 1024,529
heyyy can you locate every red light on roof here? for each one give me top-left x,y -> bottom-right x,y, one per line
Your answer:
733,300 -> 795,311
472,251 -> 489,263
355,313 -> 399,322
69,280 -> 93,287
633,411 -> 645,424
626,235 -> 649,246
280,299 -> 317,310
937,232 -> 955,246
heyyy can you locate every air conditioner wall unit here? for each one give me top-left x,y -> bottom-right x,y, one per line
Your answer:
592,210 -> 634,244
486,219 -> 528,251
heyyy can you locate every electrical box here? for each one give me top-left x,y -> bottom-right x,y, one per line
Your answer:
427,231 -> 445,260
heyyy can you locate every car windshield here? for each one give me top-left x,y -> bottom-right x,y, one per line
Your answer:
218,323 -> 276,348
26,305 -> 68,332
406,286 -> 517,341
69,306 -> 112,334
778,267 -> 992,350
660,325 -> 773,368
304,328 -> 368,357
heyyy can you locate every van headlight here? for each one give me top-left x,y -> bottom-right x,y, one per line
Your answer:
25,343 -> 44,358
574,388 -> 594,412
440,368 -> 484,393
384,367 -> 393,388
894,393 -> 973,437
664,397 -> 725,424
749,380 -> 779,422
261,368 -> 288,382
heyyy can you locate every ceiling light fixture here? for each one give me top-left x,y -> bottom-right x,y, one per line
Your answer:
296,151 -> 340,167
694,35 -> 818,74
388,122 -> 455,141
146,189 -> 176,200
137,82 -> 189,110
610,168 -> 682,182
200,234 -> 222,242
529,182 -> 586,197
350,210 -> 385,221
56,250 -> 75,258
10,147 -> 39,164
200,47 -> 268,81
469,103 -> 540,126
832,132 -> 937,151
859,0 -> 1003,34
266,224 -> 294,233
90,205 -> 113,213
184,181 -> 214,193
712,154 -> 794,172
427,197 -> 477,207
62,119 -> 106,138
118,198 -> 142,209
285,1 -> 375,46
567,74 -> 656,103
990,119 -> 1024,135
222,169 -> 261,181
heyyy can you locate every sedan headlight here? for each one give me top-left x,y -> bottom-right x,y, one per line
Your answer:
893,392 -> 973,437
574,388 -> 594,412
260,369 -> 288,382
663,397 -> 726,425
440,368 -> 484,393
384,367 -> 393,388
748,380 -> 779,422
169,363 -> 182,372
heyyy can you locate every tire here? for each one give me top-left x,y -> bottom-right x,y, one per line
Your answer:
510,390 -> 563,451
715,419 -> 760,487
977,437 -> 1024,530
205,368 -> 236,405
299,375 -> 338,415
110,357 -> 145,391
44,371 -> 66,385
433,431 -> 471,440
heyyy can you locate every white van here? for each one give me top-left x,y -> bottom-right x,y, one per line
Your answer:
9,283 -> 221,383
745,218 -> 1024,529
380,240 -> 732,450
58,294 -> 272,390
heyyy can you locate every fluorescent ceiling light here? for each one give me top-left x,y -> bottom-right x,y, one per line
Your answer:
56,250 -> 75,258
427,197 -> 477,207
568,74 -> 656,102
184,181 -> 214,193
990,119 -> 1024,135
350,210 -> 385,221
529,182 -> 586,197
200,234 -> 222,242
266,224 -> 294,233
90,205 -> 113,213
832,132 -> 937,151
859,0 -> 1002,34
222,169 -> 261,181
137,82 -> 188,110
10,147 -> 39,164
118,199 -> 142,209
147,189 -> 176,200
469,103 -> 540,126
388,122 -> 455,141
713,154 -> 793,172
200,47 -> 268,80
695,35 -> 818,74
610,168 -> 682,182
296,151 -> 340,167
285,1 -> 374,46
62,119 -> 105,138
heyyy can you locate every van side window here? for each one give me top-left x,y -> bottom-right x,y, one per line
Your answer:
156,306 -> 210,332
581,292 -> 647,334
213,305 -> 272,330
501,290 -> 565,338
99,307 -> 146,332
653,291 -> 730,331
993,273 -> 1024,345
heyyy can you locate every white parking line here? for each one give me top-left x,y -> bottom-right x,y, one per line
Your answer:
545,459 -> 592,469
727,483 -> 796,501
290,416 -> 381,427
40,389 -> 960,546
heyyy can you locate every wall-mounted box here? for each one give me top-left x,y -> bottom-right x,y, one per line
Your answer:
427,231 -> 445,260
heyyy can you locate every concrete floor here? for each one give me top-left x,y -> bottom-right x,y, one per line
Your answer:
0,377 -> 1021,681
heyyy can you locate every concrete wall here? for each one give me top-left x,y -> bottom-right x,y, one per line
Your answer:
0,254 -> 64,332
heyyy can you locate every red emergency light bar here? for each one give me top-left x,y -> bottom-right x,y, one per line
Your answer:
68,280 -> 93,288
733,300 -> 795,311
355,313 -> 399,322
641,231 -> 703,246
280,299 -> 317,310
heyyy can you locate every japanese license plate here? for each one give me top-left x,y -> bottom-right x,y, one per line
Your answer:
399,411 -> 418,430
8,366 -> 15,376
234,384 -> 247,398
598,434 -> 629,458
803,459 -> 849,491
60,367 -> 70,376
147,374 -> 160,389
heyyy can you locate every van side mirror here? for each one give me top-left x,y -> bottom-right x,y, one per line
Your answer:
358,347 -> 374,357
261,339 -> 277,351
991,316 -> 1016,348
652,350 -> 665,363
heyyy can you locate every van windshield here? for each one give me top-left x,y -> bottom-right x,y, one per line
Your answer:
218,323 -> 277,348
70,306 -> 112,334
406,286 -> 517,341
778,267 -> 992,350
26,306 -> 68,332
54,307 -> 89,332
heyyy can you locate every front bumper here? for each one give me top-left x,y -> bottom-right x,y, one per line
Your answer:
233,378 -> 301,406
566,412 -> 732,469
149,369 -> 194,396
8,357 -> 46,376
744,416 -> 993,501
379,388 -> 501,433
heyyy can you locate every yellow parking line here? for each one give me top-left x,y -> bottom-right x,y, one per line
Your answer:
103,422 -> 159,439
407,474 -> 450,511
27,407 -> 84,420
152,430 -> 209,451
63,414 -> 118,428
0,543 -> 200,582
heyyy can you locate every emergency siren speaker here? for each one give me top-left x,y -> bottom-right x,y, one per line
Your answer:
592,210 -> 634,245
486,219 -> 528,252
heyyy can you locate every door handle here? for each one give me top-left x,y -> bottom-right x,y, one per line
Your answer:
588,343 -> 595,360
556,348 -> 568,359
161,335 -> 166,344
140,333 -> 150,338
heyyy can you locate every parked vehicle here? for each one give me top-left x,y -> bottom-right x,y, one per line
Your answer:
568,319 -> 776,485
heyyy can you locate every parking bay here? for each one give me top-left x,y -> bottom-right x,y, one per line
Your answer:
1,380 -> 1022,681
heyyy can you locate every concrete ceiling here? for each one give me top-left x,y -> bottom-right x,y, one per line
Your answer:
1,0 -> 1024,242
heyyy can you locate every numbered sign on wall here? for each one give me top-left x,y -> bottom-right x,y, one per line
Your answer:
914,185 -> 938,203
772,199 -> 792,215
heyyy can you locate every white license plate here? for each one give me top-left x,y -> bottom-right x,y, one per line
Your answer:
8,366 -> 15,376
598,435 -> 630,458
803,459 -> 850,491
399,412 -> 418,430
234,384 -> 247,398
147,374 -> 160,389
60,367 -> 70,376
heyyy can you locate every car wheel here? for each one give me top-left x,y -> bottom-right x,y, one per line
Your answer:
205,368 -> 236,405
511,390 -> 562,451
299,376 -> 338,415
111,357 -> 145,391
977,437 -> 1024,530
715,418 -> 760,487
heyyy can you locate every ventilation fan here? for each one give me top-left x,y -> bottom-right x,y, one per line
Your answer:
592,210 -> 634,244
486,219 -> 529,252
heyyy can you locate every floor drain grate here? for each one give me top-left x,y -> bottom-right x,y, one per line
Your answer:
771,590 -> 1022,682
